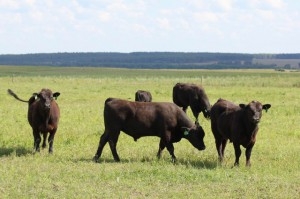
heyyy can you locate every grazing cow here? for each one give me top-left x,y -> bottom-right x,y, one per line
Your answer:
135,90 -> 152,102
172,83 -> 211,121
210,98 -> 271,166
93,98 -> 206,163
8,89 -> 60,153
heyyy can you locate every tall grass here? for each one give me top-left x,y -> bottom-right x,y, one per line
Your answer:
0,66 -> 299,198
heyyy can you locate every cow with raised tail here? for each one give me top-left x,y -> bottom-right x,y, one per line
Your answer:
210,98 -> 271,166
8,88 -> 60,153
173,83 -> 211,121
93,98 -> 206,163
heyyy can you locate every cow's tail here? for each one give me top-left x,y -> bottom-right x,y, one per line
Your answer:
7,89 -> 29,103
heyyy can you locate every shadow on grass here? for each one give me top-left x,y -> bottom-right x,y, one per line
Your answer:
176,158 -> 218,169
75,156 -> 217,169
0,147 -> 32,157
74,157 -> 119,164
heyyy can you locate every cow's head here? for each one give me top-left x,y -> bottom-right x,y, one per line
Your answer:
35,89 -> 60,110
182,121 -> 206,150
192,89 -> 211,119
239,101 -> 271,124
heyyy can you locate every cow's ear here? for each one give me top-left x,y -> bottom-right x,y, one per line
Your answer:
32,93 -> 39,100
181,127 -> 189,136
35,93 -> 42,100
239,104 -> 246,109
262,104 -> 271,112
53,92 -> 60,100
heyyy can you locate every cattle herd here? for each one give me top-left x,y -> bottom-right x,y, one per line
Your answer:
7,83 -> 271,167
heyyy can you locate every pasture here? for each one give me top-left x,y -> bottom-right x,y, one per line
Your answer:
0,66 -> 299,198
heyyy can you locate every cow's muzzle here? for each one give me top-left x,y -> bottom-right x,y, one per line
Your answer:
203,109 -> 211,119
44,103 -> 51,109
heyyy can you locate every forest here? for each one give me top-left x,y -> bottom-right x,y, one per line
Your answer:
0,52 -> 299,69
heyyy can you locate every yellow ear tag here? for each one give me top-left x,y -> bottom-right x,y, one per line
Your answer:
184,130 -> 189,136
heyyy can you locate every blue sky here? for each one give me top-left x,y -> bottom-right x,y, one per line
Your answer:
0,0 -> 299,54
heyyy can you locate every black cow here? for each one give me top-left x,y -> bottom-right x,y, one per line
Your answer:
93,98 -> 206,163
210,98 -> 271,166
135,90 -> 152,102
173,83 -> 211,121
8,89 -> 60,153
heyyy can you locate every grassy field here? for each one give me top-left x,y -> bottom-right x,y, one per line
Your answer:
0,66 -> 299,198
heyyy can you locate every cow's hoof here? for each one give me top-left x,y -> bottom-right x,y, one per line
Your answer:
93,156 -> 99,163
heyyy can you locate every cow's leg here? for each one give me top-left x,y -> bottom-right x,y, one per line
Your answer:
214,136 -> 226,162
157,139 -> 166,159
93,131 -> 110,162
48,130 -> 56,153
108,132 -> 121,162
165,143 -> 176,163
211,123 -> 224,162
215,138 -> 222,161
42,132 -> 47,149
33,130 -> 41,153
233,143 -> 241,166
192,110 -> 199,121
221,139 -> 228,160
245,143 -> 254,167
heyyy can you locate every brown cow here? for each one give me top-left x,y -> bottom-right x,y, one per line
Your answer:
210,98 -> 271,166
93,98 -> 206,163
173,83 -> 211,121
135,90 -> 152,102
8,89 -> 60,153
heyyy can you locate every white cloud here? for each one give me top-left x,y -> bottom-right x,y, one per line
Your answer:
107,0 -> 128,12
216,0 -> 234,11
185,0 -> 209,10
0,0 -> 299,53
193,12 -> 220,23
178,18 -> 191,30
0,0 -> 20,9
247,0 -> 285,9
256,9 -> 275,20
156,18 -> 172,30
132,23 -> 151,35
264,0 -> 285,9
98,11 -> 111,22
24,0 -> 36,6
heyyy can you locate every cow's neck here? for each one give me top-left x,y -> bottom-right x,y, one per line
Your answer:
242,116 -> 258,136
39,109 -> 51,126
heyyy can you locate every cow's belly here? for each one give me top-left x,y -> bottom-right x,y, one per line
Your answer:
121,121 -> 160,139
121,126 -> 158,137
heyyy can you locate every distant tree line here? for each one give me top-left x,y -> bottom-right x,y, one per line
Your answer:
0,52 -> 299,69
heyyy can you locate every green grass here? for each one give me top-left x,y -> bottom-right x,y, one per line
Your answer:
0,66 -> 299,198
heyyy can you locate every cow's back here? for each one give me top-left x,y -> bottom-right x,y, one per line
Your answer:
211,99 -> 242,141
173,82 -> 208,106
211,99 -> 239,120
172,83 -> 190,106
211,99 -> 238,135
104,98 -> 175,125
103,98 -> 189,137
